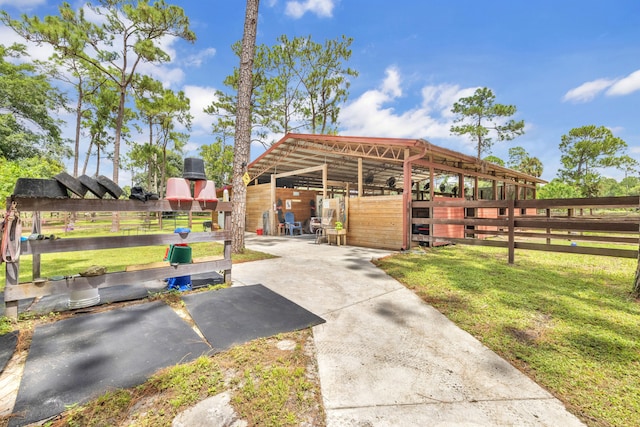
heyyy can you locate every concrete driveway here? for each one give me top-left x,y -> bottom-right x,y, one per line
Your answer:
233,234 -> 585,426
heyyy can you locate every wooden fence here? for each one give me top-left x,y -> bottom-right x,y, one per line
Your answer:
411,196 -> 640,263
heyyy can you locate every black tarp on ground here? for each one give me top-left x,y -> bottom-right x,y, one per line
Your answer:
182,284 -> 325,352
9,301 -> 211,427
0,330 -> 18,373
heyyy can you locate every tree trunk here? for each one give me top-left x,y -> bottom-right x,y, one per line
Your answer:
110,85 -> 126,232
82,138 -> 94,176
73,93 -> 83,177
231,0 -> 259,254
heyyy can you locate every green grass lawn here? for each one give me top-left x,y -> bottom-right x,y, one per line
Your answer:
374,245 -> 640,427
0,213 -> 268,290
0,240 -> 272,291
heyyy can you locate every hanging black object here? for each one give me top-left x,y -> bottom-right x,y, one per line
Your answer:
183,158 -> 207,181
364,172 -> 374,184
386,176 -> 396,189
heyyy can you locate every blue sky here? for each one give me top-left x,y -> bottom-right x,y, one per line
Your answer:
1,0 -> 640,185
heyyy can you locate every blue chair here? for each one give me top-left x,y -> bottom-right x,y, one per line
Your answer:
284,212 -> 303,236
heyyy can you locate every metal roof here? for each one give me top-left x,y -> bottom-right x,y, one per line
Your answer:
248,133 -> 546,191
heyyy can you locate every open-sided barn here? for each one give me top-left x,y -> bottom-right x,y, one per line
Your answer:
246,133 -> 546,250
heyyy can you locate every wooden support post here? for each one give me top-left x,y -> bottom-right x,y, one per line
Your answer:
508,199 -> 515,264
224,209 -> 232,283
345,183 -> 350,230
403,149 -> 412,250
429,168 -> 435,201
270,176 -> 276,236
475,176 -> 480,200
322,164 -> 328,200
32,211 -> 41,279
5,261 -> 19,319
358,158 -> 363,197
546,208 -> 551,245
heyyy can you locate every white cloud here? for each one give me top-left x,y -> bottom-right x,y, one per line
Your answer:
340,67 -> 474,141
183,85 -> 218,135
285,0 -> 335,19
381,66 -> 402,97
562,78 -> 614,103
606,69 -> 640,96
0,25 -> 55,62
184,47 -> 216,68
563,69 -> 640,103
421,84 -> 477,118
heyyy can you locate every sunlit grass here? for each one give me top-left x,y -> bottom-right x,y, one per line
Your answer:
0,242 -> 272,289
375,245 -> 640,427
0,213 -> 273,289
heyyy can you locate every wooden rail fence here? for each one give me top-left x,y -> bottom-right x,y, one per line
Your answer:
411,196 -> 640,263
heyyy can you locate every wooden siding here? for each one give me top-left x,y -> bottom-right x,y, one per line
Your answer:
246,184 -> 319,234
432,197 -> 465,240
475,207 -> 499,238
277,188 -> 317,228
246,184 -> 271,233
348,195 -> 403,250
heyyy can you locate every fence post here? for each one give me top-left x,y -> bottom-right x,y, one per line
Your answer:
508,199 -> 515,264
546,208 -> 551,245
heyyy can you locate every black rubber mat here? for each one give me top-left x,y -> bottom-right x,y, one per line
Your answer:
182,284 -> 325,352
9,301 -> 211,427
0,330 -> 18,373
190,271 -> 224,289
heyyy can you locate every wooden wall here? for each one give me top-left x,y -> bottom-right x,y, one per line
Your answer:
475,207 -> 499,239
276,188 -> 317,229
348,195 -> 403,250
246,184 -> 318,234
246,184 -> 271,233
432,197 -> 465,240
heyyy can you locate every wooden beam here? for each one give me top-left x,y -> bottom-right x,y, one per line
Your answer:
10,198 -> 231,213
272,164 -> 327,179
270,176 -> 276,235
4,259 -> 232,301
21,231 -> 231,255
516,196 -> 640,209
412,159 -> 537,189
322,164 -> 328,199
358,157 -> 363,197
